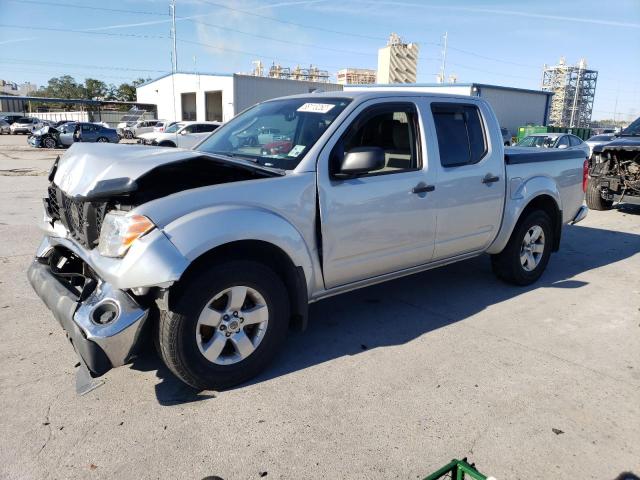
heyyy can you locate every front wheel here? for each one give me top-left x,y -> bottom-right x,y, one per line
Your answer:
96,137 -> 108,143
157,260 -> 290,390
491,210 -> 553,286
42,136 -> 57,149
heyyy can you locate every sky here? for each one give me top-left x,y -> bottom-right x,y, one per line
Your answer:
0,0 -> 638,121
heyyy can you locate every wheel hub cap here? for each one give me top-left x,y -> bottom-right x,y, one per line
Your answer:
195,286 -> 269,365
520,225 -> 545,272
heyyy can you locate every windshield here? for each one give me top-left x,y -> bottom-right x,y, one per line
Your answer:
517,135 -> 556,148
164,122 -> 185,133
197,97 -> 352,169
621,116 -> 640,136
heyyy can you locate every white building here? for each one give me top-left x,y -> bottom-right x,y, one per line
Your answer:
377,33 -> 419,84
344,82 -> 554,137
136,72 -> 342,122
336,68 -> 377,85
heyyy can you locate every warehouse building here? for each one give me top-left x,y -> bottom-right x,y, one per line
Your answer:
136,72 -> 342,123
344,83 -> 553,137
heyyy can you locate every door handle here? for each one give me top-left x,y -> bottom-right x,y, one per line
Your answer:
482,174 -> 500,184
412,183 -> 436,194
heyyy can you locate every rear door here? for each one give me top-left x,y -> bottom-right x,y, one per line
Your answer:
427,100 -> 506,260
317,98 -> 437,288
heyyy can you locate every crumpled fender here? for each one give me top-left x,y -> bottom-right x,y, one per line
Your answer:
486,175 -> 562,255
162,204 -> 316,293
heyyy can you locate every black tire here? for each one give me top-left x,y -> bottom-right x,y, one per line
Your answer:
157,260 -> 290,390
585,177 -> 613,211
491,210 -> 553,286
96,137 -> 108,143
42,136 -> 57,149
124,131 -> 133,139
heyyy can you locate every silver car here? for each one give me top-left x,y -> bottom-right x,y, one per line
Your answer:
0,119 -> 10,134
516,133 -> 590,158
585,133 -> 616,157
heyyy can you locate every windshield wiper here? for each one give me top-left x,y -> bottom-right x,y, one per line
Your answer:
211,151 -> 259,161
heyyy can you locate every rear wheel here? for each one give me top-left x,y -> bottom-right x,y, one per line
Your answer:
124,130 -> 134,139
491,210 -> 553,286
157,260 -> 289,390
96,137 -> 108,143
585,177 -> 613,211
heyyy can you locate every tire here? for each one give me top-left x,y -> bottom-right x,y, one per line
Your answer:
96,137 -> 108,143
585,177 -> 613,211
124,131 -> 133,139
42,136 -> 56,149
157,260 -> 290,390
158,141 -> 176,147
491,210 -> 553,286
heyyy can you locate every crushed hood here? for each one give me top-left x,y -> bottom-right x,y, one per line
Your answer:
53,143 -> 282,199
593,136 -> 640,153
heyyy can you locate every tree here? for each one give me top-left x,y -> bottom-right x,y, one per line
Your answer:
116,77 -> 148,102
84,78 -> 108,100
33,75 -> 84,99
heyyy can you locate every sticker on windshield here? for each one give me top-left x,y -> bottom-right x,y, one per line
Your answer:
288,145 -> 306,157
297,103 -> 335,114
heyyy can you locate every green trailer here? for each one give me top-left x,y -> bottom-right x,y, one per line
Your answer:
517,125 -> 592,142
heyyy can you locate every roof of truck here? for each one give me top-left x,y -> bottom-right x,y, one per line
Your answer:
271,90 -> 482,102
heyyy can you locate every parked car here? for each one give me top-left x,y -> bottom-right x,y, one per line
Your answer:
515,133 -> 590,158
10,117 -> 43,134
28,122 -> 119,148
153,120 -> 177,133
2,114 -> 24,125
27,91 -> 588,391
0,119 -> 10,134
150,121 -> 222,148
586,116 -> 640,210
585,133 -> 616,157
118,119 -> 160,139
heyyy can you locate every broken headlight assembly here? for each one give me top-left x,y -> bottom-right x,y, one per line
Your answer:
98,210 -> 155,258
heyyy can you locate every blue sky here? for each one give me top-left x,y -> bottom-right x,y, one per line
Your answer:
0,0 -> 638,120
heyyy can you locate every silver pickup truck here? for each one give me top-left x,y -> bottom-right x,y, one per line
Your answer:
28,91 -> 589,390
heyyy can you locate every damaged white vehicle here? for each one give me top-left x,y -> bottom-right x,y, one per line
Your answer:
28,92 -> 588,391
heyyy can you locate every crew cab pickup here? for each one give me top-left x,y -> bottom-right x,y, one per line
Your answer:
27,92 -> 589,390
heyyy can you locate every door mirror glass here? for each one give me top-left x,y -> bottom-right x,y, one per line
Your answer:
338,147 -> 385,176
557,143 -> 568,149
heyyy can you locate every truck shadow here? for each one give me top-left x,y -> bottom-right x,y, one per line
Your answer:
135,223 -> 640,403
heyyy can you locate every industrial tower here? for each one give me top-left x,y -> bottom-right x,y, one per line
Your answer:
541,57 -> 598,128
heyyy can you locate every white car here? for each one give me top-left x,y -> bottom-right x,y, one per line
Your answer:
153,120 -> 177,133
150,121 -> 222,148
585,133 -> 616,157
515,133 -> 590,158
10,117 -> 43,134
117,119 -> 159,139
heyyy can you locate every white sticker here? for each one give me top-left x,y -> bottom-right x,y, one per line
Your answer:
288,145 -> 306,157
297,103 -> 335,114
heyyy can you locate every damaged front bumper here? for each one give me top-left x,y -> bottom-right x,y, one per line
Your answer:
27,255 -> 149,376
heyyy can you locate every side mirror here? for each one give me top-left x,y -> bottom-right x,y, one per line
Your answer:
558,144 -> 568,149
338,147 -> 385,176
180,130 -> 188,135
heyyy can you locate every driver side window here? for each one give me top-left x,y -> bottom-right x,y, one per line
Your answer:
331,103 -> 420,176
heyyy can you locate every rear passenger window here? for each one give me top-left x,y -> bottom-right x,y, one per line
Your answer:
333,103 -> 420,175
569,136 -> 581,146
431,103 -> 487,167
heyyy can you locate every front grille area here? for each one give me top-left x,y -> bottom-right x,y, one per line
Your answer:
46,184 -> 108,248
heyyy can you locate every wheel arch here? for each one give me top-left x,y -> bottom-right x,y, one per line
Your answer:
487,188 -> 562,255
169,239 -> 309,331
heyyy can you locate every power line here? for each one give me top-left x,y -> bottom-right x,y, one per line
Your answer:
0,57 -> 167,74
0,24 -> 166,40
8,0 -> 168,16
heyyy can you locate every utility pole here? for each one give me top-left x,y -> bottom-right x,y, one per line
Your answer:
439,31 -> 448,83
170,0 -> 178,72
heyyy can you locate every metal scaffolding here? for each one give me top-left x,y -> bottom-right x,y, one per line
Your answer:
541,57 -> 598,128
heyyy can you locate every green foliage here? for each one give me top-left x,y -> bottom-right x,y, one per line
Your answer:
32,75 -> 151,102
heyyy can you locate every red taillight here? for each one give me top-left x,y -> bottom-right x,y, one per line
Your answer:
582,159 -> 589,193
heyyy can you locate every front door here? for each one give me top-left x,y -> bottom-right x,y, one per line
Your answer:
318,100 -> 437,288
428,101 -> 505,259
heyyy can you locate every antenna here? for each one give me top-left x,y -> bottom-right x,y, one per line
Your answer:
440,31 -> 448,83
170,0 -> 178,72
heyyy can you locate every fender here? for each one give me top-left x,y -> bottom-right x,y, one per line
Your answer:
486,175 -> 562,255
162,204 -> 316,294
